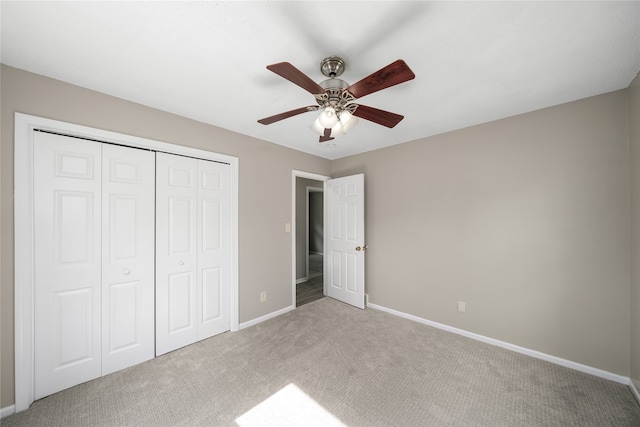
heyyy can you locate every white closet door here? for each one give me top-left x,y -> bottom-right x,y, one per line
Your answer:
156,153 -> 199,355
34,132 -> 102,399
101,144 -> 155,374
197,159 -> 230,339
156,154 -> 231,355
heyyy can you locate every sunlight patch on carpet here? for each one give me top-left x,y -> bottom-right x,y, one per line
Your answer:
235,383 -> 344,427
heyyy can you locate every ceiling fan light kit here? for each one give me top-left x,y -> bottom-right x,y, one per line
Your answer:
258,56 -> 415,144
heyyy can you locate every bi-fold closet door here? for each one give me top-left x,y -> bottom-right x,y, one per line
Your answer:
34,132 -> 155,399
155,152 -> 231,356
33,132 -> 230,399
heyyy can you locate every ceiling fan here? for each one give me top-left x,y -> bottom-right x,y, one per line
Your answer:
257,56 -> 416,143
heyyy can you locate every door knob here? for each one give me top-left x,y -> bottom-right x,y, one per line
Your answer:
179,261 -> 184,266
355,245 -> 368,251
123,268 -> 131,275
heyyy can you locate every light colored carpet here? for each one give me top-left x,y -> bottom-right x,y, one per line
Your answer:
4,297 -> 640,426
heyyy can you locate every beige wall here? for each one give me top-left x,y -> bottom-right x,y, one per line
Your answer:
630,72 -> 640,390
332,89 -> 631,376
0,65 -> 331,407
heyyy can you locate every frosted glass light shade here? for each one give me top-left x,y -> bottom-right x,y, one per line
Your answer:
319,107 -> 338,128
330,120 -> 345,137
340,110 -> 359,133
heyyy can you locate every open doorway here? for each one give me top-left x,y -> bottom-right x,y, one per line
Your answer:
297,185 -> 323,307
307,187 -> 324,279
292,171 -> 330,307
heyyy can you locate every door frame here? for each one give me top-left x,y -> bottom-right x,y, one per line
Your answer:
291,170 -> 330,307
14,113 -> 240,412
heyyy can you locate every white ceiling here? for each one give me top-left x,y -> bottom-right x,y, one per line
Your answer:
2,1 -> 639,160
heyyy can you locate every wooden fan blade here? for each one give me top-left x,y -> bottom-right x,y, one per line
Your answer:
319,128 -> 335,143
267,62 -> 325,95
352,105 -> 404,128
258,106 -> 318,125
346,60 -> 415,99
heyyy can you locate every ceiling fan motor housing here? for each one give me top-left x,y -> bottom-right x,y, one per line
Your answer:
317,57 -> 356,112
316,79 -> 356,113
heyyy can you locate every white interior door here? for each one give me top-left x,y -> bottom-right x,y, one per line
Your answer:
156,153 -> 199,355
197,159 -> 231,339
34,132 -> 102,399
101,144 -> 155,374
325,174 -> 366,309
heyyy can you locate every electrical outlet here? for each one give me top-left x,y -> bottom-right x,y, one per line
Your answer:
260,291 -> 267,303
457,301 -> 466,313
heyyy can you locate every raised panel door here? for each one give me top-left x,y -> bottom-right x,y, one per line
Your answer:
197,160 -> 230,339
156,153 -> 198,355
325,174 -> 366,309
34,131 -> 102,399
101,144 -> 155,374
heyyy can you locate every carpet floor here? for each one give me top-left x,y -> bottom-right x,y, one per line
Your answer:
4,297 -> 640,426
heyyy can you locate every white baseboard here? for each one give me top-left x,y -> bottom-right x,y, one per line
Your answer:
630,378 -> 640,405
239,305 -> 295,330
1,404 -> 15,419
296,277 -> 307,284
367,302 -> 629,385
